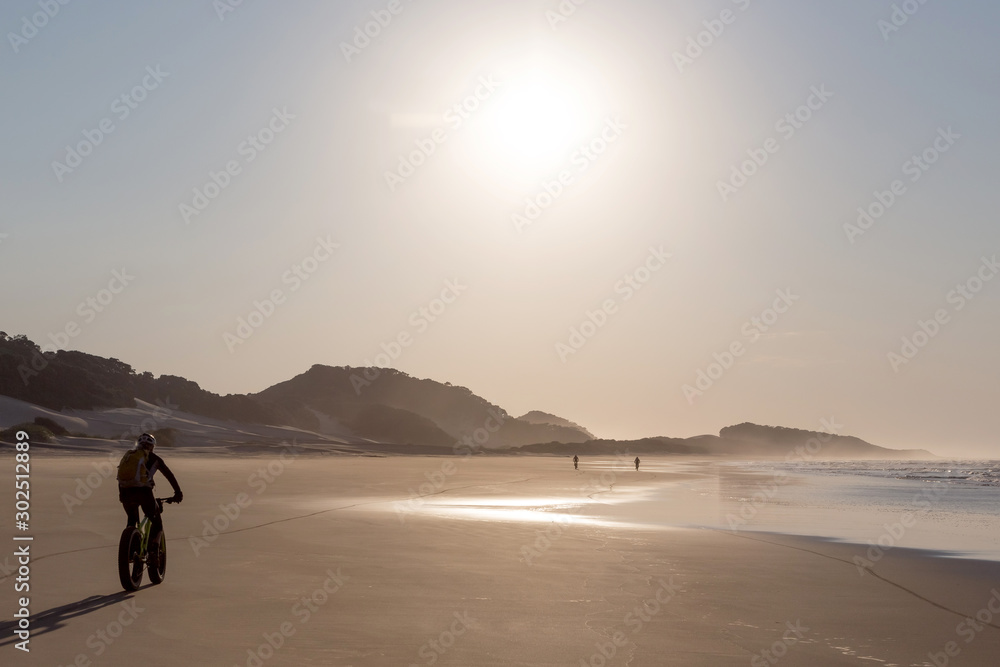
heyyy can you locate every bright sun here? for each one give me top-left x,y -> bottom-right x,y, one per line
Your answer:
465,59 -> 598,186
488,74 -> 587,165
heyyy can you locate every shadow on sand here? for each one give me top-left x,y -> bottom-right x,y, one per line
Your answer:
0,591 -> 137,646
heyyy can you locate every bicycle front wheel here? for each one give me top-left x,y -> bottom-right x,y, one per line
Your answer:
118,527 -> 144,591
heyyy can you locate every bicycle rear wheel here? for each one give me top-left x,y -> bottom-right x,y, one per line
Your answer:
148,529 -> 167,585
118,527 -> 144,591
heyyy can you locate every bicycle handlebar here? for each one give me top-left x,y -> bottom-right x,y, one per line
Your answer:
154,497 -> 176,511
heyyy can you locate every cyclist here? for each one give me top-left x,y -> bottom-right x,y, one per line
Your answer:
118,433 -> 183,548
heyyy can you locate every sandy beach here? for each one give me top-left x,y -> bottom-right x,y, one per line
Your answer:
5,1 -> 998,665
3,453 -> 1000,667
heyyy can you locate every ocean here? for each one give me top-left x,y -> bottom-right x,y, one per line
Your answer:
745,459 -> 1000,487
709,459 -> 1000,561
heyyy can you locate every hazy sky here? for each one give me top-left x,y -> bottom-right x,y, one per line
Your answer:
2,1 -> 998,457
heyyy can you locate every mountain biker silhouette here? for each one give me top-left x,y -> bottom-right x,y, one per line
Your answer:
118,433 -> 183,551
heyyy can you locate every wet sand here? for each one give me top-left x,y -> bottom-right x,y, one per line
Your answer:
2,453 -> 999,666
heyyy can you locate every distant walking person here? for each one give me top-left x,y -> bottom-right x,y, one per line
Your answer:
634,457 -> 640,471
573,455 -> 579,470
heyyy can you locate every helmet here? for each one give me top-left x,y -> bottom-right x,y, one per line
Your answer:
138,433 -> 156,450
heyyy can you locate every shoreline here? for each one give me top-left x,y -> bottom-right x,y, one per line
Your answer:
16,451 -> 1000,557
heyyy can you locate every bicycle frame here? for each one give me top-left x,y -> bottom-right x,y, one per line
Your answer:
136,498 -> 166,558
137,511 -> 154,556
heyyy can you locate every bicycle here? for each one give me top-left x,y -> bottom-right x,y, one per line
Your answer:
118,497 -> 175,591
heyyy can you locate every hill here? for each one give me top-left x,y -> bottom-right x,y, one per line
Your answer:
516,423 -> 934,460
254,364 -> 592,447
518,411 -> 595,439
0,333 -> 934,458
0,333 -> 590,449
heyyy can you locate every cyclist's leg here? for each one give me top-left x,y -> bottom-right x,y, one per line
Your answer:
150,513 -> 164,543
138,488 -> 163,545
121,488 -> 141,527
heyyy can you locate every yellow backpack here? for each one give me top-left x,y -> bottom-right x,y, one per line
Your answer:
117,448 -> 151,488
